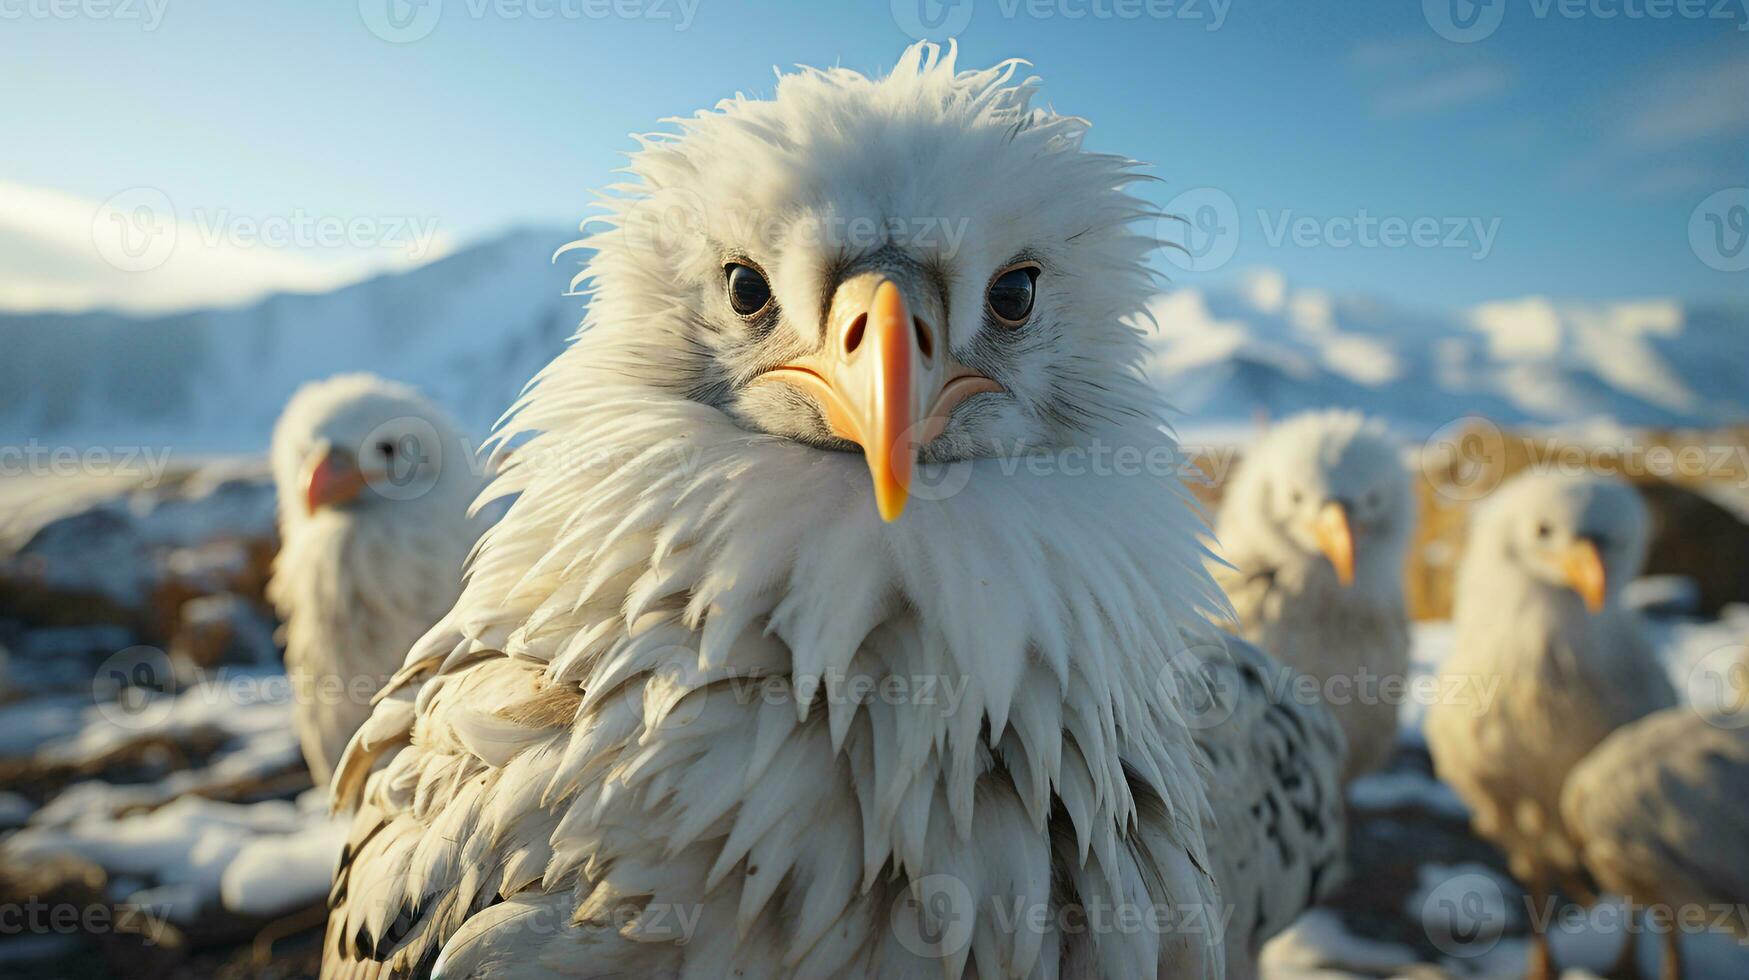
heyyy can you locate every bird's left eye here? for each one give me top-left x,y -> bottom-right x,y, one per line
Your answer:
726,263 -> 771,317
987,264 -> 1039,326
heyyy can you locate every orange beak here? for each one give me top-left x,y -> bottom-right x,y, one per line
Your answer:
1562,538 -> 1607,614
303,447 -> 368,514
1314,501 -> 1356,587
757,275 -> 1000,522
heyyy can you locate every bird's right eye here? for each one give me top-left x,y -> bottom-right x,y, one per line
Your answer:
987,263 -> 1039,326
1536,522 -> 1553,540
726,263 -> 771,316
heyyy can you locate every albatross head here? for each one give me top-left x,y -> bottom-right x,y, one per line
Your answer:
270,373 -> 477,528
573,41 -> 1163,522
1219,410 -> 1413,589
1465,470 -> 1648,615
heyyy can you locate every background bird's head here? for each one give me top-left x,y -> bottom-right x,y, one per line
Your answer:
570,42 -> 1164,521
1218,410 -> 1413,590
270,373 -> 480,532
1463,471 -> 1648,615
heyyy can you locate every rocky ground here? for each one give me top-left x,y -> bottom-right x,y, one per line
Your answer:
0,462 -> 1745,979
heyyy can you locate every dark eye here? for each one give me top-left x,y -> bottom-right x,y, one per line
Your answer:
726,263 -> 771,316
1290,489 -> 1305,506
986,264 -> 1039,326
1536,522 -> 1553,539
376,440 -> 396,459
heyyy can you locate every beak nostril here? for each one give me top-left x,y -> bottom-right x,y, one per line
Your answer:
913,317 -> 935,361
843,313 -> 867,355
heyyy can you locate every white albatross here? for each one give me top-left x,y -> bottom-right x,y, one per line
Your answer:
1562,705 -> 1749,980
268,373 -> 486,785
321,43 -> 1343,979
1425,470 -> 1676,979
1211,410 -> 1413,782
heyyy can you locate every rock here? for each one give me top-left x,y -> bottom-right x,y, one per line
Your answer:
0,463 -> 277,642
168,595 -> 277,674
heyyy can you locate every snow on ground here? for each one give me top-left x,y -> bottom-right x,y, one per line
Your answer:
0,450 -> 1744,976
1260,604 -> 1749,979
0,668 -> 344,929
4,601 -> 1740,976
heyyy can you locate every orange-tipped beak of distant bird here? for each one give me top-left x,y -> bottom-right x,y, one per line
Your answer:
1314,500 -> 1356,587
1562,538 -> 1607,614
303,447 -> 371,514
757,275 -> 1001,522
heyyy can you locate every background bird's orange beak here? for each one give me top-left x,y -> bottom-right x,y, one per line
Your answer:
304,447 -> 368,514
1315,500 -> 1356,586
758,275 -> 999,523
1562,538 -> 1607,613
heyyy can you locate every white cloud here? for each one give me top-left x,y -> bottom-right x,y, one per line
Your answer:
1348,40 -> 1510,118
1373,64 -> 1511,117
1616,56 -> 1749,150
0,180 -> 454,315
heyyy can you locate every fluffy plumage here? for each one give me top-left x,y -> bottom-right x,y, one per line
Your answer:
1212,410 -> 1412,781
1425,471 -> 1676,977
322,44 -> 1338,979
269,373 -> 486,784
1562,706 -> 1749,978
1185,633 -> 1347,979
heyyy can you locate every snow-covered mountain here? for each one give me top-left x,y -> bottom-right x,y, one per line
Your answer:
1146,270 -> 1749,437
0,227 -> 583,448
4,235 -> 1745,449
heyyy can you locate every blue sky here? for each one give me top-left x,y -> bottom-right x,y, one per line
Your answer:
3,0 -> 1744,311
